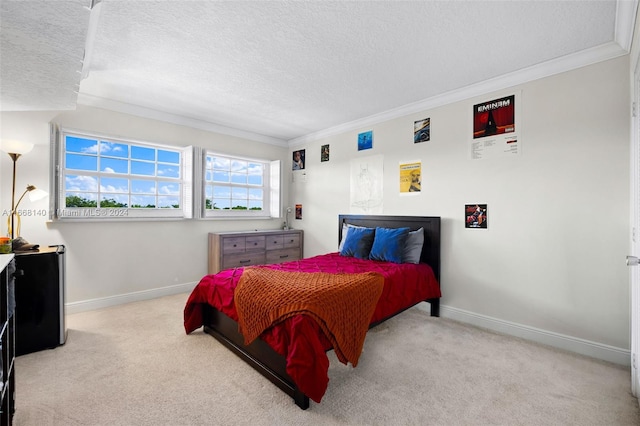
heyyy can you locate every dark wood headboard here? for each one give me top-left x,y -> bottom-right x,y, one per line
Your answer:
338,214 -> 441,283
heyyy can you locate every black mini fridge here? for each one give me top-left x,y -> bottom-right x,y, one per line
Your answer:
14,245 -> 66,356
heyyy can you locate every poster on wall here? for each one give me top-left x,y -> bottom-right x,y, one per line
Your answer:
350,155 -> 384,214
321,144 -> 330,162
358,130 -> 374,151
465,204 -> 488,229
471,92 -> 520,159
295,204 -> 302,219
414,118 -> 430,143
292,149 -> 305,170
399,161 -> 421,194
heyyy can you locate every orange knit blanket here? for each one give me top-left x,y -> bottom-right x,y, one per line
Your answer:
234,268 -> 384,367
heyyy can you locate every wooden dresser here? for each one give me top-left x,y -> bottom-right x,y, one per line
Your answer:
208,229 -> 303,274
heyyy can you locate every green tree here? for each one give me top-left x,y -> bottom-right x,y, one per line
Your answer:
66,195 -> 97,207
100,198 -> 127,208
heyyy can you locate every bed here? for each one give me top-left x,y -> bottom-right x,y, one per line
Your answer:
183,214 -> 441,409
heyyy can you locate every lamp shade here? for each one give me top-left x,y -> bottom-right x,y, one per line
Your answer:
14,185 -> 47,211
27,187 -> 48,202
0,140 -> 34,155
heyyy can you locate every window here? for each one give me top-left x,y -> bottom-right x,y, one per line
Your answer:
51,127 -> 192,220
50,126 -> 281,221
200,150 -> 280,219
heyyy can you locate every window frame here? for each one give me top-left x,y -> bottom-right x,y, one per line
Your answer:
51,126 -> 193,221
49,126 -> 282,222
197,149 -> 281,220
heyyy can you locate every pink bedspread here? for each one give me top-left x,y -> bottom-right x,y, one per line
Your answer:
184,252 -> 440,403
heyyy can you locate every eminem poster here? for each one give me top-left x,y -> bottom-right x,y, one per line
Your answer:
471,93 -> 520,159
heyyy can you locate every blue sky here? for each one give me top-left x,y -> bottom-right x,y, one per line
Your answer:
65,136 -> 181,207
64,136 -> 264,209
205,156 -> 264,209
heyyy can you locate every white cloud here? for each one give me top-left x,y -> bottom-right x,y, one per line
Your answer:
100,184 -> 128,193
65,175 -> 98,192
81,143 -> 99,154
158,184 -> 179,195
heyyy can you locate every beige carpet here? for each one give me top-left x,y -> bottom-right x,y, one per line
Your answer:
13,293 -> 640,425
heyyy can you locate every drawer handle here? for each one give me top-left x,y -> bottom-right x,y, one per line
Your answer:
253,242 -> 258,246
233,244 -> 237,247
239,260 -> 251,264
279,255 -> 289,259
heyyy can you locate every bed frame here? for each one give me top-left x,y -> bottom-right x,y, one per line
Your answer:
202,215 -> 441,409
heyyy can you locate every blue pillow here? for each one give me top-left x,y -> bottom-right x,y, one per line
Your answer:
338,224 -> 365,251
339,226 -> 375,259
402,227 -> 424,264
369,227 -> 410,263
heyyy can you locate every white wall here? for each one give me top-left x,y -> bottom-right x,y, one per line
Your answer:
0,106 -> 289,310
289,56 -> 631,358
0,57 -> 631,364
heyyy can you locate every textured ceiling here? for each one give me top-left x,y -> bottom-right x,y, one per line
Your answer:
0,0 -> 89,111
0,1 -> 637,145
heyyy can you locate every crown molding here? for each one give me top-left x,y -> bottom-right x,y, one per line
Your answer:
289,0 -> 638,147
616,0 -> 639,52
288,41 -> 629,147
76,1 -> 638,151
76,93 -> 289,147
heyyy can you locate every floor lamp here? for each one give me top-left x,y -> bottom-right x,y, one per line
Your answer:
1,140 -> 47,240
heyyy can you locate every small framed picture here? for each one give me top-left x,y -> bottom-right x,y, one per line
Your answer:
358,130 -> 373,151
321,144 -> 330,162
292,149 -> 305,170
414,118 -> 430,143
465,204 -> 487,229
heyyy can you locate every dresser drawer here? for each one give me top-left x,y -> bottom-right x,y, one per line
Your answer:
223,236 -> 265,254
245,235 -> 266,251
266,248 -> 301,264
283,234 -> 300,248
222,237 -> 246,253
222,252 -> 267,269
265,233 -> 300,250
266,234 -> 284,250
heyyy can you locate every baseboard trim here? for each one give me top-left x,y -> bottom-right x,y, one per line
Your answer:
67,289 -> 630,366
417,303 -> 631,366
66,282 -> 197,315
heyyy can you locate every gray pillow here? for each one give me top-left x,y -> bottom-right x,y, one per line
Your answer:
402,227 -> 424,264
